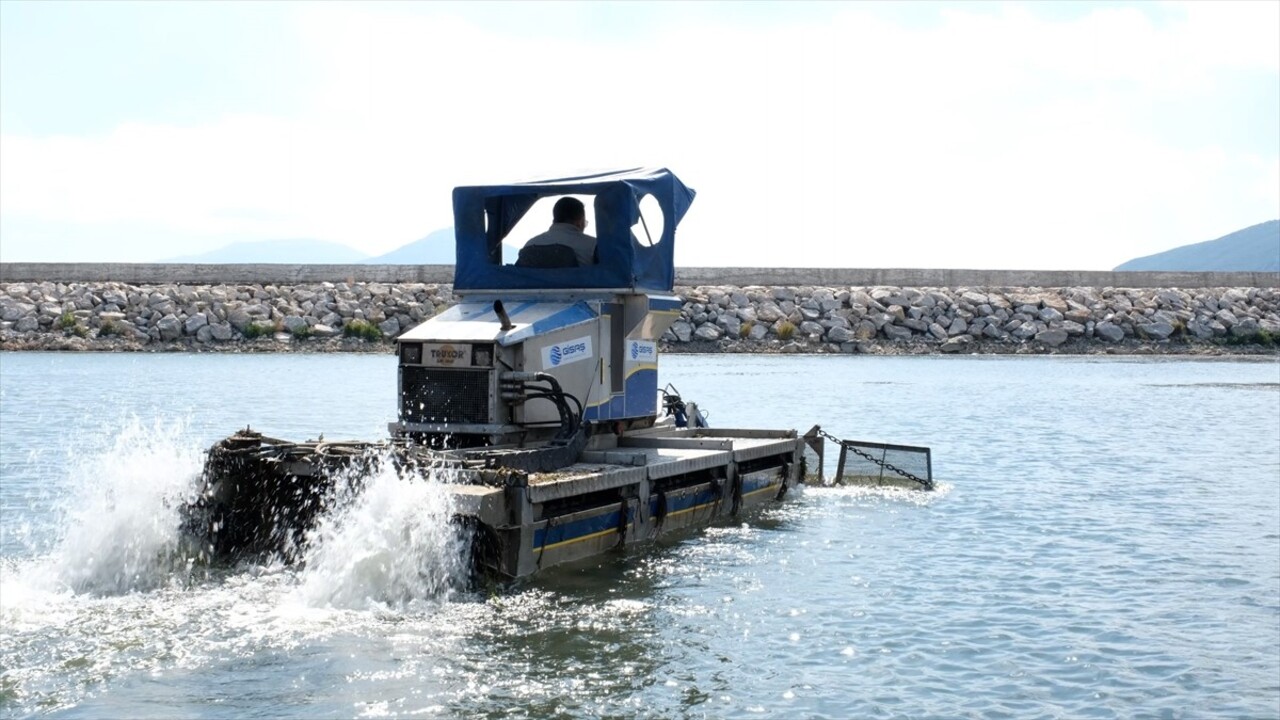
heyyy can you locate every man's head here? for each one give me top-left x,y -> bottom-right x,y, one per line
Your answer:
552,197 -> 587,230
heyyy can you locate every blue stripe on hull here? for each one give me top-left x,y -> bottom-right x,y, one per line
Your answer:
741,475 -> 777,495
534,507 -> 633,549
652,488 -> 719,517
533,474 -> 783,551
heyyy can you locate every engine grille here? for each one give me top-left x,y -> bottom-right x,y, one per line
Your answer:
400,367 -> 491,424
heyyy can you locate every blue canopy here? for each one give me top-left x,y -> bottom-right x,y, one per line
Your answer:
452,167 -> 696,293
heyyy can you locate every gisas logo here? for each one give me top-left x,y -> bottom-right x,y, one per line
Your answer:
628,340 -> 656,362
542,336 -> 593,369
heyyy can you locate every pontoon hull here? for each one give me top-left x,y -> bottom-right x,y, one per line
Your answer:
185,427 -> 805,582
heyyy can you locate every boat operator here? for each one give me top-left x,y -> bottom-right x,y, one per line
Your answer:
518,197 -> 597,267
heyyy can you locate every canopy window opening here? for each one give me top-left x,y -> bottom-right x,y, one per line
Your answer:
504,194 -> 598,267
632,193 -> 666,248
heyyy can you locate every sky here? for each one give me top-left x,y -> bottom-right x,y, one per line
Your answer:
1,0 -> 1277,270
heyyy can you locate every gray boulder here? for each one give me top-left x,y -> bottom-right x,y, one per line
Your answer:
850,291 -> 877,309
693,323 -> 722,341
670,320 -> 693,342
283,315 -> 309,334
1061,320 -> 1086,336
1095,321 -> 1125,342
1038,307 -> 1064,323
0,303 -> 34,322
718,315 -> 742,338
868,312 -> 892,330
378,317 -> 401,337
940,335 -> 973,353
853,320 -> 877,340
184,313 -> 209,334
1011,322 -> 1038,340
1007,292 -> 1043,308
1221,289 -> 1248,305
902,318 -> 929,332
156,314 -> 182,341
1064,305 -> 1091,322
882,324 -> 913,342
799,320 -> 824,337
1231,317 -> 1260,338
1186,321 -> 1214,340
1036,328 -> 1069,347
227,307 -> 255,332
756,302 -> 785,323
1138,321 -> 1174,340
210,323 -> 234,341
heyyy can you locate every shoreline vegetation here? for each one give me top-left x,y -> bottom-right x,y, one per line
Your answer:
1,280 -> 1277,356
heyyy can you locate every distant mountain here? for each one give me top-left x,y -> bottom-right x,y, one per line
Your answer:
365,227 -> 519,265
1115,220 -> 1280,272
163,228 -> 530,265
164,238 -> 369,264
364,227 -> 456,264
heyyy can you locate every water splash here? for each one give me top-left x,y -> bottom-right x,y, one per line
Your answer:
13,418 -> 205,597
293,458 -> 472,610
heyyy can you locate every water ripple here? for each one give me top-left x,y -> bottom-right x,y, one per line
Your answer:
1,354 -> 1277,718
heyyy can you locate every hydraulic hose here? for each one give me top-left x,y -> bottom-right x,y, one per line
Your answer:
500,371 -> 583,439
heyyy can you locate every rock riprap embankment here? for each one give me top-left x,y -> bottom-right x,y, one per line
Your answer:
666,285 -> 1279,353
0,280 -> 1276,353
0,281 -> 450,350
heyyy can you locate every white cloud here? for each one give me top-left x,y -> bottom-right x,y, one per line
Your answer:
1,2 -> 1275,267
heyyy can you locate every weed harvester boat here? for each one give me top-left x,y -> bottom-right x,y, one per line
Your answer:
183,168 -> 935,582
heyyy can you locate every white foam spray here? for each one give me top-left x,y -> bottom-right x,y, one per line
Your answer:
15,417 -> 205,596
293,457 -> 472,611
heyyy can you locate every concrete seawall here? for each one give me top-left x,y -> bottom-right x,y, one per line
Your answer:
2,266 -> 1277,354
3,262 -> 1278,290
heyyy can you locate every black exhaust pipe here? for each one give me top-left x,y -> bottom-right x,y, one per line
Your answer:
493,300 -> 514,331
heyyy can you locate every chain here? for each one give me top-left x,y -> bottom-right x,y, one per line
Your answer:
815,427 -> 934,490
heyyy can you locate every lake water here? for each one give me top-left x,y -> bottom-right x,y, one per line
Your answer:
1,352 -> 1278,719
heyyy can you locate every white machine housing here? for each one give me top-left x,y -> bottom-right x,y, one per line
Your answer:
390,290 -> 683,445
